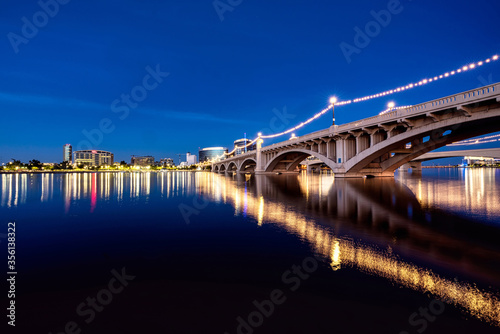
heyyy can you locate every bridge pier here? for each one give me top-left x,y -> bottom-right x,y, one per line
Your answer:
399,162 -> 422,172
255,137 -> 266,174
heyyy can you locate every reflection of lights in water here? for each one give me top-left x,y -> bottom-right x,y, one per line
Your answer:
90,173 -> 97,213
199,173 -> 500,327
330,240 -> 341,270
257,196 -> 264,226
243,183 -> 248,218
405,168 -> 499,220
235,187 -> 240,216
2,171 -> 500,326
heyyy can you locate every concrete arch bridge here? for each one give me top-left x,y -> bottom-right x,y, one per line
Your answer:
213,83 -> 500,177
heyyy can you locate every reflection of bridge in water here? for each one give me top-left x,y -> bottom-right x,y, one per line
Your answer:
2,171 -> 500,326
196,172 -> 500,326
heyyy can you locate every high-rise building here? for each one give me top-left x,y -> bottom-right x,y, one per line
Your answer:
131,155 -> 155,167
73,150 -> 114,167
234,138 -> 256,156
63,144 -> 72,163
199,147 -> 228,162
186,152 -> 197,165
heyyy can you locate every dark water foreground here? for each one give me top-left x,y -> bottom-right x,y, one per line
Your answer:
1,169 -> 500,334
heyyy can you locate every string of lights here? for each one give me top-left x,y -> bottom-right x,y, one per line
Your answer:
223,138 -> 259,156
211,53 -> 498,162
379,105 -> 414,115
341,54 -> 499,105
260,105 -> 332,139
257,53 -> 498,139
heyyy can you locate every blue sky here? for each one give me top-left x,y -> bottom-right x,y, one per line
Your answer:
0,0 -> 499,163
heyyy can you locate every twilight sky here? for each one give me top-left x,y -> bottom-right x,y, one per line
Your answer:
1,0 -> 499,163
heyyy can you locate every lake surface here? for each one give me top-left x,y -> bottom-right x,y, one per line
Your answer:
1,169 -> 500,333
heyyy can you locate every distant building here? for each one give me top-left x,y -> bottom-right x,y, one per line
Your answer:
199,147 -> 228,162
73,150 -> 114,167
462,156 -> 498,166
131,155 -> 155,167
186,152 -> 197,165
160,158 -> 175,167
63,144 -> 72,163
234,138 -> 256,156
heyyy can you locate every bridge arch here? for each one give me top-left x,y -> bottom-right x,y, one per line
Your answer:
344,113 -> 500,176
264,148 -> 337,173
227,161 -> 238,172
239,158 -> 257,173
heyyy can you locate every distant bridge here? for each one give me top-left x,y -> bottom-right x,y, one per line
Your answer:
398,147 -> 500,171
212,83 -> 500,177
414,148 -> 500,161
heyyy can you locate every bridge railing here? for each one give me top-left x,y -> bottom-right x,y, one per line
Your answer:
336,82 -> 499,131
216,150 -> 256,162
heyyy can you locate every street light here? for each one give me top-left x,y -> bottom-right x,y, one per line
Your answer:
330,97 -> 337,125
388,102 -> 395,111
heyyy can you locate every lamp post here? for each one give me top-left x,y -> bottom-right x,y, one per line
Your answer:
388,102 -> 395,112
330,97 -> 337,126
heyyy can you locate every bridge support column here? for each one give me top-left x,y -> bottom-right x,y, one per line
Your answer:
336,139 -> 344,164
255,137 -> 265,174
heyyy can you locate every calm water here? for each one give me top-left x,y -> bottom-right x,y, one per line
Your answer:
1,169 -> 500,333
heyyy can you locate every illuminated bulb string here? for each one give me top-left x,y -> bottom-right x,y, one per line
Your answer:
213,54 -> 498,161
379,105 -> 414,115
211,138 -> 259,160
258,54 -> 499,139
260,105 -> 332,139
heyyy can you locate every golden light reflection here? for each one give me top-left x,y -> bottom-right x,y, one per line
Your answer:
1,171 -> 500,326
195,173 -> 500,327
257,196 -> 264,226
402,169 -> 500,220
330,240 -> 341,270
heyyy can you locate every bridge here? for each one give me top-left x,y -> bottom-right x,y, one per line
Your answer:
397,147 -> 500,171
212,83 -> 500,177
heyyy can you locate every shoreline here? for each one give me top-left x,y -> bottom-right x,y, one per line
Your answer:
0,170 -> 207,174
1,166 -> 500,174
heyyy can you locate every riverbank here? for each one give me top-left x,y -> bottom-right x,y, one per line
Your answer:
0,169 -> 207,174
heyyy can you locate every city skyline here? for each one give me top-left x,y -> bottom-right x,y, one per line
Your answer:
1,0 -> 499,163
